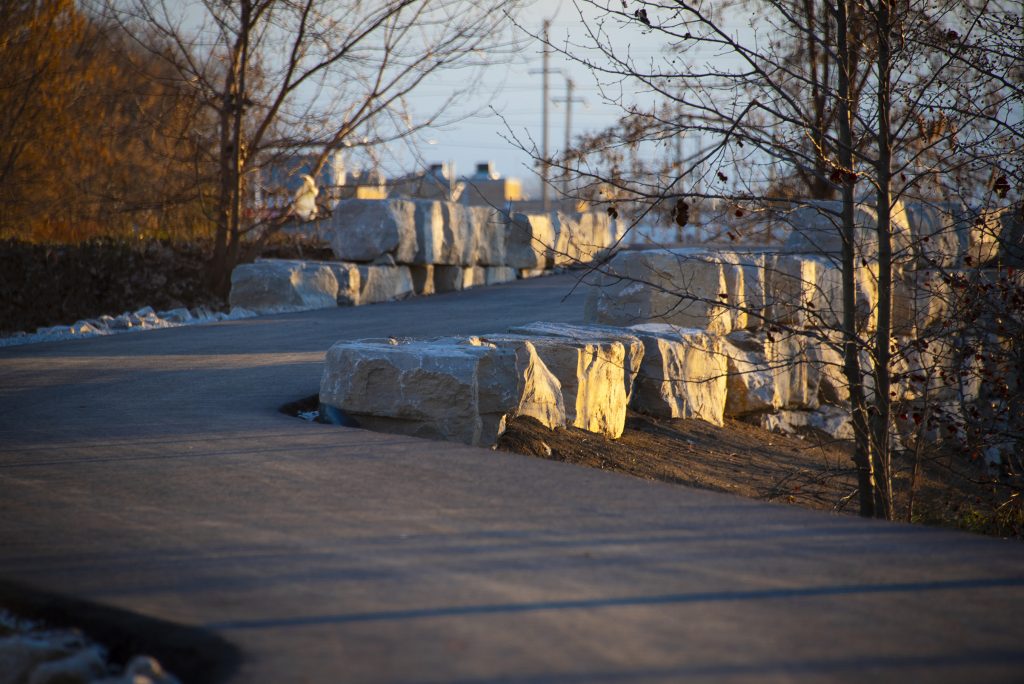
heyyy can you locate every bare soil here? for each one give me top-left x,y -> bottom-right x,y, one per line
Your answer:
495,412 -> 1024,538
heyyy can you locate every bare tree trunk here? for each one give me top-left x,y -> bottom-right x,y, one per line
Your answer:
871,0 -> 895,520
835,0 -> 876,517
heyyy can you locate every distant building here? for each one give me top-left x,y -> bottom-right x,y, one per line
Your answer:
459,162 -> 524,207
389,162 -> 463,202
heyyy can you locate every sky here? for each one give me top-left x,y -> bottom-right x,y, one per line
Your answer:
379,1 -> 671,195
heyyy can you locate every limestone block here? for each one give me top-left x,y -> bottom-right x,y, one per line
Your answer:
438,201 -> 469,265
724,330 -> 813,416
765,254 -> 876,330
410,264 -> 435,296
896,335 -> 983,404
518,268 -> 549,279
758,406 -> 853,440
320,337 -> 564,446
462,266 -> 487,289
413,200 -> 445,265
507,322 -> 645,402
229,260 -> 338,314
356,264 -> 414,304
320,261 -> 361,306
433,265 -> 465,293
481,332 -> 632,439
903,201 -> 966,268
584,249 -> 734,334
551,211 -> 612,266
963,206 -> 1024,267
506,212 -> 556,270
467,205 -> 507,266
781,200 -> 913,263
806,333 -> 848,406
891,270 -> 950,335
329,199 -> 416,263
485,266 -> 518,285
628,324 -> 728,426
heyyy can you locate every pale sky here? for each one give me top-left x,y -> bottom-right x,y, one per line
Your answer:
382,1 -> 670,194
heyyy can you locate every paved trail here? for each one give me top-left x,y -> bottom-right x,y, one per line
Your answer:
1,275 -> 1022,683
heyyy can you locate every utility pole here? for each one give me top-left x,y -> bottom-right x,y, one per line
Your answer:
529,19 -> 556,211
553,77 -> 585,201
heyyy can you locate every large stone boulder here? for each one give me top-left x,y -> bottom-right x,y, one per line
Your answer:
723,330 -> 813,416
903,201 -> 967,268
320,261 -> 361,306
551,211 -> 614,266
891,270 -> 951,335
229,260 -> 338,314
628,324 -> 728,426
357,264 -> 414,304
320,336 -> 565,446
584,248 -> 734,334
466,205 -> 507,266
781,200 -> 913,264
329,199 -> 417,263
481,331 -> 634,439
505,212 -> 557,270
507,322 -> 645,403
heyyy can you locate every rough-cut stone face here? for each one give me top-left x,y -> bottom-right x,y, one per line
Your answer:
903,201 -> 966,268
409,264 -> 435,296
413,200 -> 445,265
505,212 -> 556,270
481,332 -> 631,439
723,330 -> 813,416
507,322 -> 644,403
357,264 -> 414,304
467,206 -> 507,266
757,406 -> 853,440
781,200 -> 913,264
438,202 -> 470,265
891,270 -> 950,335
319,261 -> 361,306
329,199 -> 417,263
806,332 -> 848,406
628,324 -> 728,426
320,337 -> 564,446
433,265 -> 465,293
229,260 -> 338,314
584,249 -> 734,334
485,266 -> 518,285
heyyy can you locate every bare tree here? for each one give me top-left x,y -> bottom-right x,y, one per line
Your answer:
521,0 -> 1022,518
98,0 -> 526,292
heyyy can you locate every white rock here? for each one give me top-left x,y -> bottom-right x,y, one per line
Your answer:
806,333 -> 849,406
891,270 -> 950,335
466,206 -> 506,266
507,322 -> 645,403
482,332 -> 632,439
485,266 -> 518,285
584,249 -> 734,334
551,211 -> 611,266
27,645 -> 106,684
903,201 -> 966,268
319,261 -> 361,306
413,200 -> 445,265
628,324 -> 728,425
356,264 -> 414,304
724,330 -> 813,416
329,199 -> 417,263
781,200 -> 913,264
439,202 -> 469,265
320,337 -> 565,446
505,213 -> 556,270
433,265 -> 466,293
758,406 -> 853,440
229,260 -> 338,314
409,265 -> 435,296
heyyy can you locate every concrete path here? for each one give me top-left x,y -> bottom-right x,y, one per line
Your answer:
1,274 -> 1022,683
